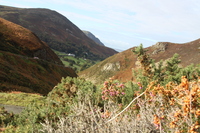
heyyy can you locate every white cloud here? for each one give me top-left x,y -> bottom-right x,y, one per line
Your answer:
59,11 -> 115,27
1,0 -> 200,49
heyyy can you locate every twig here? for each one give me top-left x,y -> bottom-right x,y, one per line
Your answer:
106,90 -> 146,123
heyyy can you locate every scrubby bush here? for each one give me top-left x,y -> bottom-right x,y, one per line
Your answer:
2,76 -> 200,132
132,44 -> 200,87
100,77 -> 126,103
3,77 -> 98,132
39,76 -> 199,133
99,77 -> 141,107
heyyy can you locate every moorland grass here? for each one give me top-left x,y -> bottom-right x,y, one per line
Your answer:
0,92 -> 45,107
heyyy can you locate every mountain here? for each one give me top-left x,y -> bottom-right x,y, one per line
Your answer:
0,17 -> 62,65
0,18 -> 77,95
0,5 -> 117,61
79,39 -> 200,84
82,30 -> 105,46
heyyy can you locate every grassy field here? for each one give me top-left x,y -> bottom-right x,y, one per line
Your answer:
0,92 -> 45,107
53,49 -> 99,72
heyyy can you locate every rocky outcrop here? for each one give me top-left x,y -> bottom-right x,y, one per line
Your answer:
101,62 -> 120,72
152,42 -> 168,55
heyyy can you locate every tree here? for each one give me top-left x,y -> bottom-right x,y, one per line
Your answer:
132,44 -> 153,79
132,44 -> 200,87
164,53 -> 181,84
151,60 -> 165,83
132,45 -> 183,86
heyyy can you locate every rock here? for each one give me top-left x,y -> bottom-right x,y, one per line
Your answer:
101,62 -> 120,72
152,42 -> 168,54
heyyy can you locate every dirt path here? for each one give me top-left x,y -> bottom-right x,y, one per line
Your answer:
0,104 -> 25,114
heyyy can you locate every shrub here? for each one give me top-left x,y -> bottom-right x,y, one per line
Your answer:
4,77 -> 98,132
100,77 -> 126,103
40,77 -> 200,133
132,44 -> 200,87
0,107 -> 14,128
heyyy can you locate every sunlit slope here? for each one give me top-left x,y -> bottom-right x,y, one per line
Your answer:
79,39 -> 200,84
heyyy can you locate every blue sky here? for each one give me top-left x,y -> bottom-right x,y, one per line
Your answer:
0,0 -> 200,51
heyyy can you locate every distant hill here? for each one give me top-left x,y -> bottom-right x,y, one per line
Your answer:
79,39 -> 200,84
0,5 -> 117,61
0,18 -> 77,95
82,30 -> 105,46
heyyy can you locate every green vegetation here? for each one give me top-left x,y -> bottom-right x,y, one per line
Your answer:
133,44 -> 200,88
39,33 -> 104,61
0,44 -> 200,132
53,49 -> 100,72
0,77 -> 101,132
1,75 -> 199,132
0,92 -> 44,107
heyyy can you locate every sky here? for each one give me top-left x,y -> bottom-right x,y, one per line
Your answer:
0,0 -> 200,51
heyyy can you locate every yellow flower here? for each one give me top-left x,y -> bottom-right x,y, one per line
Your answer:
195,109 -> 200,116
170,121 -> 177,128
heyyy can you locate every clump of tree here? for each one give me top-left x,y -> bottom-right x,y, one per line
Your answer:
132,44 -> 200,87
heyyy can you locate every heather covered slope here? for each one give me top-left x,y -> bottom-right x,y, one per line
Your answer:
0,18 -> 77,95
0,5 -> 117,61
0,17 -> 62,65
79,39 -> 200,84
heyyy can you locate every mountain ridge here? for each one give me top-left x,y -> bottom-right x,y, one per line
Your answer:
82,30 -> 105,46
0,5 -> 117,61
79,38 -> 200,84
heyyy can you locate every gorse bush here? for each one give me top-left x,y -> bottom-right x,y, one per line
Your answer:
144,76 -> 200,132
40,76 -> 200,133
3,77 -> 98,132
2,76 -> 200,132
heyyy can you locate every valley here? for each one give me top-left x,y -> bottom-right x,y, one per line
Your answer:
0,5 -> 199,133
53,49 -> 100,72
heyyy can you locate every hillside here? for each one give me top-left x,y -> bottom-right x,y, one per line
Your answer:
0,18 -> 77,95
82,30 -> 105,46
0,5 -> 117,61
0,17 -> 62,65
79,38 -> 200,84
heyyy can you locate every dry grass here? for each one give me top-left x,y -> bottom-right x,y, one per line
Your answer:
40,98 -> 158,133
